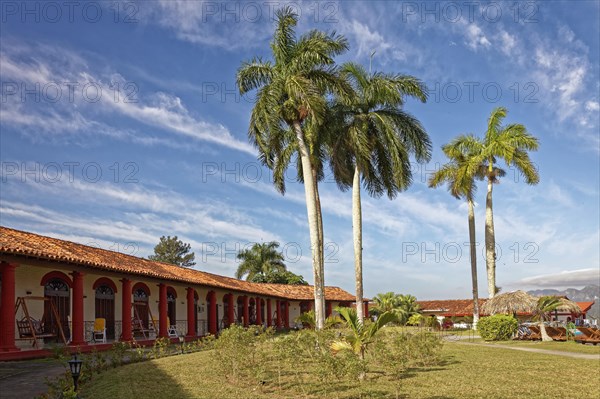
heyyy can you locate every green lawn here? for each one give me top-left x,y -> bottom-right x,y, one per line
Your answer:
472,339 -> 600,354
81,341 -> 599,399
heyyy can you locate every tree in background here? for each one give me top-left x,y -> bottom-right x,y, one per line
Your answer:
370,292 -> 420,324
455,107 -> 539,298
251,269 -> 308,285
148,236 -> 196,267
235,242 -> 286,281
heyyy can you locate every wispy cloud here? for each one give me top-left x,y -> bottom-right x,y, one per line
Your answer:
0,42 -> 255,154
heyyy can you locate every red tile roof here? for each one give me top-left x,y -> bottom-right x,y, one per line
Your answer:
0,226 -> 356,302
417,299 -> 489,317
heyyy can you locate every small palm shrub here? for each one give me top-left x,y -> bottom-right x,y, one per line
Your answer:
406,314 -> 423,326
477,315 -> 518,341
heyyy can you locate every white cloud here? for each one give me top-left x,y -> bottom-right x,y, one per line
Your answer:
140,0 -> 272,50
517,269 -> 600,288
498,31 -> 516,55
463,24 -> 491,50
585,101 -> 600,112
0,42 -> 255,155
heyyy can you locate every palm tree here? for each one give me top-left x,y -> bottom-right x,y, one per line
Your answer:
532,296 -> 581,342
328,63 -> 430,323
533,296 -> 561,342
235,242 -> 286,281
370,292 -> 420,324
428,142 -> 490,327
331,307 -> 396,380
237,7 -> 349,329
456,107 -> 539,298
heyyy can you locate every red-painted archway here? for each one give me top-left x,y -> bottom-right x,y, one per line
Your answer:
132,282 -> 151,295
40,271 -> 72,288
92,277 -> 118,293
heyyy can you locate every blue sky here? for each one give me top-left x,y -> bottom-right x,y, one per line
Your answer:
1,1 -> 599,299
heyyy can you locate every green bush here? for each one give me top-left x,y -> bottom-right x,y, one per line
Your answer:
477,315 -> 518,341
406,314 -> 423,326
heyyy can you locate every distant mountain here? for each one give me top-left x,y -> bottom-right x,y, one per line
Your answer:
527,285 -> 599,321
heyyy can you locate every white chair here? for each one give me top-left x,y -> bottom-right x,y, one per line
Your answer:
93,318 -> 107,343
167,317 -> 178,338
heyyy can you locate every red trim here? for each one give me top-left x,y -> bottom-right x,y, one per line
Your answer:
0,262 -> 19,352
40,271 -> 72,288
70,271 -> 86,346
132,282 -> 150,295
121,279 -> 133,341
166,286 -> 177,298
186,287 -> 195,337
158,284 -> 168,338
206,291 -> 217,335
92,277 -> 118,293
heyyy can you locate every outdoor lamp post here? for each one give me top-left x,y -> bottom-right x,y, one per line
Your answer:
68,353 -> 83,393
178,335 -> 184,354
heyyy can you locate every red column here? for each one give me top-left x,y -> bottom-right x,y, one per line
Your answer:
70,271 -> 86,346
364,302 -> 369,319
275,300 -> 281,328
227,294 -> 234,327
186,288 -> 195,337
242,296 -> 249,327
121,279 -> 132,341
307,301 -> 312,312
207,291 -> 217,335
158,284 -> 168,338
284,302 -> 290,328
256,297 -> 262,326
326,302 -> 332,317
0,262 -> 19,352
266,299 -> 272,327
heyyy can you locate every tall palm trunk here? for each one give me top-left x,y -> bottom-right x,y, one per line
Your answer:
467,197 -> 479,328
352,164 -> 364,324
312,166 -> 326,323
293,121 -> 325,329
540,322 -> 552,342
485,174 -> 497,298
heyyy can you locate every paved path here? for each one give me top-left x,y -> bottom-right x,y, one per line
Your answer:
450,341 -> 600,360
0,359 -> 66,399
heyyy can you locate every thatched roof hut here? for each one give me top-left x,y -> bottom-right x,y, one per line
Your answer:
481,290 -> 538,315
554,297 -> 582,314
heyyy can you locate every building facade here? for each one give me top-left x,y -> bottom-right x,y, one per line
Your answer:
0,227 -> 363,360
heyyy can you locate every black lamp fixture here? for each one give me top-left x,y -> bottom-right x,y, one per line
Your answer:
68,353 -> 83,393
178,335 -> 185,355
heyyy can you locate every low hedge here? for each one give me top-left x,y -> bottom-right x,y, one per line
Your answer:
477,315 -> 518,341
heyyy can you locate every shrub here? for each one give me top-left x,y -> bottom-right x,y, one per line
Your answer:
477,315 -> 518,341
406,314 -> 423,326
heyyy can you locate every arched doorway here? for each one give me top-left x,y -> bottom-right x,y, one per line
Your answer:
249,298 -> 256,325
193,291 -> 199,335
95,283 -> 116,339
223,294 -> 232,327
206,291 -> 217,335
167,288 -> 177,327
133,284 -> 150,330
44,277 -> 71,341
237,296 -> 244,324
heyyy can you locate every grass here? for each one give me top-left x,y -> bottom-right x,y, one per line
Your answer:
81,340 -> 599,399
472,338 -> 600,354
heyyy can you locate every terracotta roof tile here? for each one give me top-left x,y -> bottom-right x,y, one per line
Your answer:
0,226 -> 355,302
